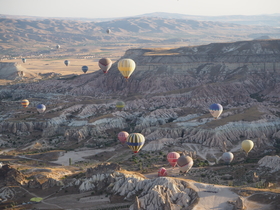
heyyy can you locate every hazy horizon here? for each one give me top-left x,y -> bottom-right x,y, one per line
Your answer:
0,0 -> 280,19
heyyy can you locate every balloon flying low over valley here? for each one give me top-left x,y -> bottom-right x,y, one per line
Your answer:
0,8 -> 280,210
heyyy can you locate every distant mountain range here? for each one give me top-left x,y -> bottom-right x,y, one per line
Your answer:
1,12 -> 280,27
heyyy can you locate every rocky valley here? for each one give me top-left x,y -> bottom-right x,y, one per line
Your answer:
0,37 -> 280,209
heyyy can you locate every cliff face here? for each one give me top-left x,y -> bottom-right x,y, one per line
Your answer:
0,40 -> 280,156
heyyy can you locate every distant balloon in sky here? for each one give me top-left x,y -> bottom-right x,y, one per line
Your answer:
22,58 -> 26,63
82,66 -> 88,73
167,152 -> 180,168
177,155 -> 193,173
118,131 -> 129,144
118,58 -> 136,79
106,29 -> 111,34
98,58 -> 112,74
21,99 -> 29,108
126,133 -> 145,153
209,103 -> 223,119
37,104 -> 46,113
158,167 -> 167,177
222,152 -> 234,164
242,140 -> 254,155
64,60 -> 69,66
56,45 -> 60,49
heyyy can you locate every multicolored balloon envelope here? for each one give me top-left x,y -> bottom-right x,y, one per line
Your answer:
118,59 -> 136,79
177,155 -> 193,173
167,152 -> 180,167
82,66 -> 88,73
37,104 -> 46,113
118,131 -> 129,144
222,152 -> 234,164
126,133 -> 145,153
21,99 -> 29,108
209,103 -> 223,119
158,167 -> 167,177
242,140 -> 254,155
64,60 -> 69,66
99,58 -> 112,73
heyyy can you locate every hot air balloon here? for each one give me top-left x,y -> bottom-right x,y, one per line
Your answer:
222,152 -> 234,165
116,101 -> 125,110
99,58 -> 112,74
241,140 -> 254,155
56,45 -> 60,49
209,103 -> 223,119
167,152 -> 180,168
118,131 -> 129,144
106,29 -> 111,34
64,60 -> 69,66
126,133 -> 145,153
21,99 -> 29,108
118,59 -> 136,79
22,58 -> 26,63
177,155 -> 193,173
37,104 -> 46,113
82,66 -> 88,73
158,167 -> 167,177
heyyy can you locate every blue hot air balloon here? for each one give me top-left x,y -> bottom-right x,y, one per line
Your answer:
209,103 -> 223,119
82,66 -> 88,73
37,104 -> 46,113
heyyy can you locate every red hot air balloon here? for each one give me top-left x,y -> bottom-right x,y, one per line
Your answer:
167,152 -> 180,168
158,167 -> 167,177
118,131 -> 129,144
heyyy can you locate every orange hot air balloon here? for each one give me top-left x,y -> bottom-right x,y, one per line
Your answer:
21,99 -> 29,108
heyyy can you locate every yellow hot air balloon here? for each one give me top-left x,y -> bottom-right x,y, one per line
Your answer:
21,99 -> 29,108
241,140 -> 254,155
117,59 -> 136,79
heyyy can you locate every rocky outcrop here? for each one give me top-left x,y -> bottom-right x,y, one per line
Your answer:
78,168 -> 198,210
258,155 -> 280,173
0,164 -> 26,187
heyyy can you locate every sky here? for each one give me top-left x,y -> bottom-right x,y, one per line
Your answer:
0,0 -> 279,19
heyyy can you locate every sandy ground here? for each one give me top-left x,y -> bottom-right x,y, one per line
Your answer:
51,147 -> 115,166
13,58 -> 102,75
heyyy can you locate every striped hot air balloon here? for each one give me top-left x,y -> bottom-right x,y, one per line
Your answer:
177,155 -> 193,173
37,104 -> 46,113
126,133 -> 145,153
117,59 -> 136,79
99,58 -> 112,74
158,167 -> 167,177
82,66 -> 88,73
209,103 -> 223,119
21,99 -> 29,108
167,152 -> 180,168
118,131 -> 129,144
